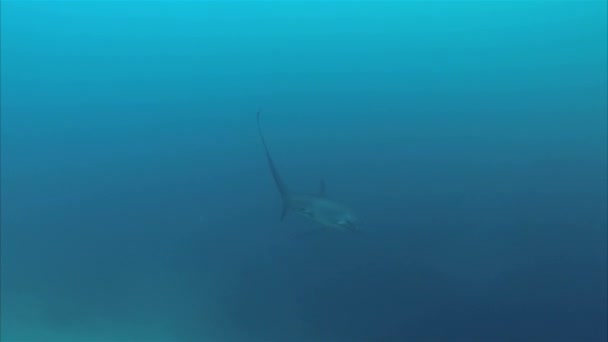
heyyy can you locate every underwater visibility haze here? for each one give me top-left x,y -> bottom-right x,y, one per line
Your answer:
1,1 -> 607,341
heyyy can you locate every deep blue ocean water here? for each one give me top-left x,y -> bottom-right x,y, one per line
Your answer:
1,1 -> 607,341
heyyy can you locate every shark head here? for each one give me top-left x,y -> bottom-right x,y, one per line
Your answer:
289,195 -> 359,232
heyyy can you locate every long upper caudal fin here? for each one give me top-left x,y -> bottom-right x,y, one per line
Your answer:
256,110 -> 290,218
319,179 -> 326,197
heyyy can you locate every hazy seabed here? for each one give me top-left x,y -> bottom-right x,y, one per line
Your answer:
1,0 -> 606,341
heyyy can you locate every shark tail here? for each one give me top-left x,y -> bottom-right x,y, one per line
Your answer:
280,201 -> 290,221
257,110 -> 291,221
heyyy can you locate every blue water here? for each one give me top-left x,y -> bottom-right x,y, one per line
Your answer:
1,1 -> 606,341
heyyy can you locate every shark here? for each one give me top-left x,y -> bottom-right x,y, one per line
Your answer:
256,110 -> 359,232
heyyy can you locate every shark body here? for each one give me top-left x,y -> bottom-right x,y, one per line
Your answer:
256,111 -> 358,232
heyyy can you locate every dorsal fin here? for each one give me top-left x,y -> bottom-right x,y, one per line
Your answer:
319,179 -> 326,197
